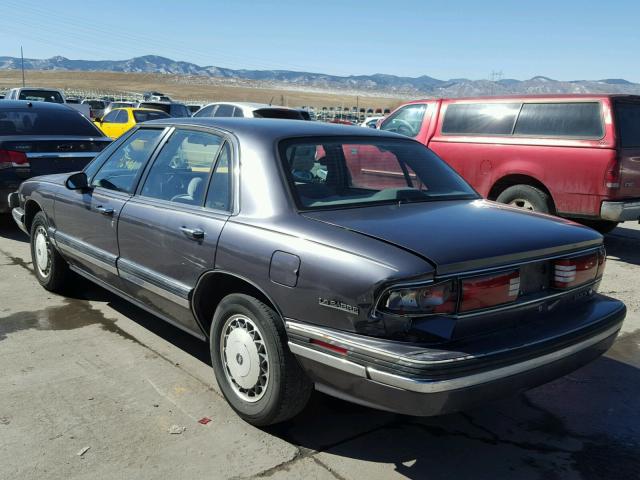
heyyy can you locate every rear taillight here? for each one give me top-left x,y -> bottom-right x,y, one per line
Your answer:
553,251 -> 602,289
0,149 -> 29,169
605,158 -> 621,189
460,270 -> 520,312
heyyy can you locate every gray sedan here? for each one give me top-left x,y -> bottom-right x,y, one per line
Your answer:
9,118 -> 626,426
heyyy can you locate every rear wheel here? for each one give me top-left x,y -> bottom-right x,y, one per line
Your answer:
210,294 -> 312,426
30,212 -> 72,292
496,184 -> 552,214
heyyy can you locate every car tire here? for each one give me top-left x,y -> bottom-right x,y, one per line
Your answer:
210,293 -> 313,426
580,220 -> 619,235
30,211 -> 72,292
496,184 -> 552,214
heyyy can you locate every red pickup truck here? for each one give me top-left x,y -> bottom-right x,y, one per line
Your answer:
379,95 -> 640,232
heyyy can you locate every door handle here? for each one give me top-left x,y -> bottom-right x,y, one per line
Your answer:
180,226 -> 205,240
96,206 -> 114,216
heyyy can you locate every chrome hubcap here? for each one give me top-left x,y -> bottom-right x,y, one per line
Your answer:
34,226 -> 51,277
220,314 -> 269,402
509,198 -> 535,211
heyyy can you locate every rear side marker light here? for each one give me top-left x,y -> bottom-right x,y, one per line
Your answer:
460,270 -> 520,312
605,158 -> 621,189
553,252 -> 600,289
311,339 -> 348,355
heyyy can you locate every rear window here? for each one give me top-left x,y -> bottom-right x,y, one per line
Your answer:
615,103 -> 640,148
133,110 -> 170,123
18,90 -> 64,103
514,102 -> 603,138
253,108 -> 304,120
0,108 -> 102,136
442,103 -> 520,135
280,137 -> 478,210
169,104 -> 191,117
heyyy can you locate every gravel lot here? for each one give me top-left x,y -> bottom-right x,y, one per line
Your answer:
0,215 -> 638,480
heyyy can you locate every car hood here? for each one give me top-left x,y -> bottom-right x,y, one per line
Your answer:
303,200 -> 603,275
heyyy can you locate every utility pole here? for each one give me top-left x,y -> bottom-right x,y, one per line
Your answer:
21,46 -> 25,87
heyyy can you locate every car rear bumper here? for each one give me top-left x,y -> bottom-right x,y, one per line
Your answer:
286,295 -> 625,416
600,199 -> 640,222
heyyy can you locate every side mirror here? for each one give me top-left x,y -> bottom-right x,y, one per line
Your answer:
65,172 -> 91,191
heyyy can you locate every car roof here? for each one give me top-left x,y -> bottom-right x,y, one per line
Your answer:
144,117 -> 408,141
404,94 -> 640,103
0,100 -> 75,111
9,87 -> 63,92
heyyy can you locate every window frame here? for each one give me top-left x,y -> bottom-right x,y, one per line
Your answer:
440,100 -> 605,140
134,125 -> 236,214
89,126 -> 169,195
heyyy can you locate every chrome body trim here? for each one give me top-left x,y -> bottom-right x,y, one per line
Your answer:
117,259 -> 191,308
26,152 -> 100,159
54,232 -> 118,275
600,200 -> 640,222
118,269 -> 191,308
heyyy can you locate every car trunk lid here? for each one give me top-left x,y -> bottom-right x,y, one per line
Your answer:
303,200 -> 603,275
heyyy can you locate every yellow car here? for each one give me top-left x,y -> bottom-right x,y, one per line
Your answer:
93,108 -> 170,139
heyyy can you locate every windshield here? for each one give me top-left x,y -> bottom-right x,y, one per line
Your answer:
280,138 -> 478,210
379,104 -> 427,137
18,90 -> 64,103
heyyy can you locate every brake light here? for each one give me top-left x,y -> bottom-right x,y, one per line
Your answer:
605,158 -> 621,189
0,149 -> 29,169
460,270 -> 520,312
553,253 -> 599,289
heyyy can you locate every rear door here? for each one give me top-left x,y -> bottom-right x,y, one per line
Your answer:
613,101 -> 640,199
116,127 -> 233,332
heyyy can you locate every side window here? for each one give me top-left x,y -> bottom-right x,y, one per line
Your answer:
115,110 -> 129,123
205,142 -> 232,211
513,103 -> 603,138
379,104 -> 427,137
442,103 -> 521,135
214,104 -> 234,117
194,105 -> 215,117
91,129 -> 164,193
140,129 -> 224,206
232,107 -> 244,118
102,110 -> 120,123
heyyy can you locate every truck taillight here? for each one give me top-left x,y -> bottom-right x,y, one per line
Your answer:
0,149 -> 29,169
460,270 -> 520,312
553,251 -> 603,289
605,158 -> 621,189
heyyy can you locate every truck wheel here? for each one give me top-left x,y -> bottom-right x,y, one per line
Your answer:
30,211 -> 72,293
580,220 -> 619,235
210,293 -> 313,426
496,185 -> 552,214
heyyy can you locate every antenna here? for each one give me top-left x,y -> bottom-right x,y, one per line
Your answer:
21,46 -> 25,87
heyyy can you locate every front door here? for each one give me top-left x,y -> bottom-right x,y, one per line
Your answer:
53,128 -> 167,283
117,128 -> 233,333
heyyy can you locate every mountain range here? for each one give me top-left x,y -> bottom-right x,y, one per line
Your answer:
2,54 -> 640,97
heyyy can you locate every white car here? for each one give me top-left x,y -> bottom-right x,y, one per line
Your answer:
192,102 -> 306,120
361,116 -> 384,128
5,87 -> 90,117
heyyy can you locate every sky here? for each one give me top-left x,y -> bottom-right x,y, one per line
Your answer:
0,0 -> 639,82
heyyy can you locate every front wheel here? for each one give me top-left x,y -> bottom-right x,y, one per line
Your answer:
496,184 -> 552,214
210,294 -> 312,426
30,211 -> 72,292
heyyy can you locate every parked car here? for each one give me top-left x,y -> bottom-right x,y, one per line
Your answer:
361,116 -> 384,128
4,87 -> 91,117
187,105 -> 202,115
93,108 -> 170,139
81,99 -> 107,120
10,118 -> 626,425
0,100 -> 111,214
193,102 -> 306,120
380,95 -> 640,233
143,91 -> 172,102
136,101 -> 191,118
